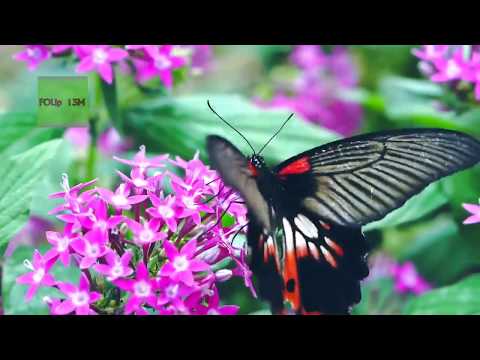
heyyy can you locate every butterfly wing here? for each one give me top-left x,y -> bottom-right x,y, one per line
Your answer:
206,135 -> 272,231
273,128 -> 480,227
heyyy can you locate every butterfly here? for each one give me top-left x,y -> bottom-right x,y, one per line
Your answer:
205,102 -> 480,315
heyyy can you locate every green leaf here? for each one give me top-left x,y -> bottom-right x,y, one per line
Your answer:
122,94 -> 339,164
2,245 -> 80,315
0,139 -> 62,255
403,274 -> 480,315
0,113 -> 37,155
379,76 -> 480,135
364,182 -> 448,231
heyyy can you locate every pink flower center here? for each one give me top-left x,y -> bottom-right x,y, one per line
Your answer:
57,236 -> 70,252
173,255 -> 189,272
87,243 -> 100,257
71,291 -> 89,306
33,268 -> 45,283
183,196 -> 197,209
95,220 -> 107,231
110,263 -> 124,278
93,49 -> 108,64
139,229 -> 153,243
133,178 -> 147,187
446,60 -> 461,78
134,281 -> 151,297
158,205 -> 174,218
26,47 -> 41,59
154,55 -> 172,70
401,268 -> 418,287
112,194 -> 128,207
166,284 -> 179,298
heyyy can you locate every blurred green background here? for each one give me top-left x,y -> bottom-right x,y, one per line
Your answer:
1,45 -> 480,315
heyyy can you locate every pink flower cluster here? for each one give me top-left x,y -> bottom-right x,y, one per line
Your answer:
413,45 -> 480,100
13,45 -> 213,87
16,146 -> 254,315
365,252 -> 431,296
255,45 -> 363,136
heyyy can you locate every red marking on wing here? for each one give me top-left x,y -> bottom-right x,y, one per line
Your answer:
278,156 -> 311,176
283,250 -> 301,312
320,221 -> 331,231
325,237 -> 344,257
301,309 -> 322,315
248,161 -> 258,177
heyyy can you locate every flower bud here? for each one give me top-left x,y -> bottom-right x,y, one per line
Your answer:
215,269 -> 233,282
197,246 -> 220,264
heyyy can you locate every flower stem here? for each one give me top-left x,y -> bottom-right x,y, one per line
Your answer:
86,117 -> 98,180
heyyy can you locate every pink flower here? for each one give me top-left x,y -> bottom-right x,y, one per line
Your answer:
134,45 -> 186,88
70,228 -> 108,269
114,262 -> 157,315
98,127 -> 133,155
114,145 -> 168,173
147,193 -> 181,232
199,287 -> 239,315
462,203 -> 480,224
45,228 -> 80,267
55,273 -> 101,315
76,45 -> 128,84
290,45 -> 326,70
412,45 -> 449,62
125,218 -> 166,246
13,45 -> 50,71
94,249 -> 134,281
431,48 -> 471,82
64,127 -> 90,153
391,261 -> 431,295
156,277 -> 194,310
96,183 -> 147,211
16,250 -> 57,301
116,167 -> 159,193
160,239 -> 210,286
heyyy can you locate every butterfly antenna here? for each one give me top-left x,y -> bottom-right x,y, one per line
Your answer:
258,112 -> 294,155
207,100 -> 256,154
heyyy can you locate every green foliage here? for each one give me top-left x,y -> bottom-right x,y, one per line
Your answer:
404,274 -> 480,315
122,94 -> 339,165
0,139 -> 62,255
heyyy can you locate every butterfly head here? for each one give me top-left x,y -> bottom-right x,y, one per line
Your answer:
248,154 -> 266,177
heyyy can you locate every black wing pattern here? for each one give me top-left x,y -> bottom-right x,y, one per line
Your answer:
206,135 -> 272,231
274,128 -> 480,227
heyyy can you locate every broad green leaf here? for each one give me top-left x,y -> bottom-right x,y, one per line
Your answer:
0,113 -> 37,155
2,245 -> 80,315
379,76 -> 480,135
122,94 -> 339,164
0,139 -> 62,255
364,182 -> 448,231
403,274 -> 480,315
382,215 -> 480,285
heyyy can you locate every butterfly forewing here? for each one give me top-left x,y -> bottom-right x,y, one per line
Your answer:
206,135 -> 272,231
274,128 -> 480,227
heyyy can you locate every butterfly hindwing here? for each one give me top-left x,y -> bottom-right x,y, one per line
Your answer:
278,212 -> 369,314
273,128 -> 480,227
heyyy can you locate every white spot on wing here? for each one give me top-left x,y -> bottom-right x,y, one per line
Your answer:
294,214 -> 318,238
308,242 -> 320,260
295,231 -> 308,257
283,218 -> 294,253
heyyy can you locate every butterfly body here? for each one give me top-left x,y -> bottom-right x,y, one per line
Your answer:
207,128 -> 480,315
